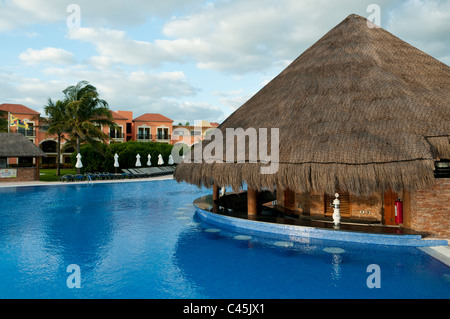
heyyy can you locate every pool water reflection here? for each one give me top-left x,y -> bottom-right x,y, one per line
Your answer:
0,180 -> 448,298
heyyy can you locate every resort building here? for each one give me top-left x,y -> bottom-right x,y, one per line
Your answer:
0,103 -> 40,146
0,104 -> 184,165
133,113 -> 173,144
174,14 -> 450,240
172,120 -> 220,146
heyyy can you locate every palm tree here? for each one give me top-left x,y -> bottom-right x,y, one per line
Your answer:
42,98 -> 68,176
62,81 -> 117,173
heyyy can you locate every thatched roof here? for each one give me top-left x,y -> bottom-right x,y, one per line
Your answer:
174,14 -> 450,195
0,133 -> 46,157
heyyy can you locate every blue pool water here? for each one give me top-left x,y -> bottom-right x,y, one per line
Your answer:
0,180 -> 448,299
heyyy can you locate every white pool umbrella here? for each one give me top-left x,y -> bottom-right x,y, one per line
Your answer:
75,153 -> 83,168
135,154 -> 141,167
147,154 -> 151,166
158,154 -> 164,165
168,155 -> 174,165
114,153 -> 119,168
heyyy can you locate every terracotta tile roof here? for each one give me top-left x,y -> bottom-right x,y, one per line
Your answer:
0,103 -> 40,115
110,110 -> 128,120
133,113 -> 173,122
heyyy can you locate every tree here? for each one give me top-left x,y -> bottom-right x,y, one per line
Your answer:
62,81 -> 117,174
0,110 -> 7,133
42,98 -> 68,176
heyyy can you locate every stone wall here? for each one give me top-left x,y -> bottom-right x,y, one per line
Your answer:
278,189 -> 383,221
0,167 -> 39,183
406,178 -> 450,239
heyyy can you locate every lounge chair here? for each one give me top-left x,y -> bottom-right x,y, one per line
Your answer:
134,168 -> 150,177
74,174 -> 84,182
128,168 -> 147,178
60,174 -> 74,182
149,167 -> 164,176
121,169 -> 134,178
84,172 -> 96,181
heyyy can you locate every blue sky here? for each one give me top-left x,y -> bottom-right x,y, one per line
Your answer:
1,0 -> 449,124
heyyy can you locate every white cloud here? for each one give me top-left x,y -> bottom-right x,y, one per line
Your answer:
0,0 -> 204,32
19,47 -> 75,65
386,0 -> 450,64
0,68 -> 65,108
67,27 -> 180,67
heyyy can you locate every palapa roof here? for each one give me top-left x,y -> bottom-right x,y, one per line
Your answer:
174,14 -> 450,195
0,133 -> 46,157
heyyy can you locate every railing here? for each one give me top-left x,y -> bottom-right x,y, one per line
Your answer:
12,128 -> 36,137
137,134 -> 152,140
109,132 -> 125,139
156,134 -> 171,140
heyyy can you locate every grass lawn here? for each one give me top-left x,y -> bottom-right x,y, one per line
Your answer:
39,168 -> 76,182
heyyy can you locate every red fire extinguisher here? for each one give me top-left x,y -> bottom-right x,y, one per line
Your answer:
395,198 -> 403,224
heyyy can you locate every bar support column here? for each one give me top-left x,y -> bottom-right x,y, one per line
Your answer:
247,187 -> 258,217
212,183 -> 220,213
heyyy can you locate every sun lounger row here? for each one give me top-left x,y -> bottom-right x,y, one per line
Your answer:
122,167 -> 175,178
59,167 -> 176,182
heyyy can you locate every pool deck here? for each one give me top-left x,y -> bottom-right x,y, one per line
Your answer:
0,174 -> 174,188
419,246 -> 450,267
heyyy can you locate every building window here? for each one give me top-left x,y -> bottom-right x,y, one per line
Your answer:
17,122 -> 35,137
157,127 -> 169,140
110,126 -> 123,139
173,130 -> 184,136
138,127 -> 151,140
435,160 -> 450,178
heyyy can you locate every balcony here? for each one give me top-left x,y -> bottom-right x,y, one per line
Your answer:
109,132 -> 125,139
156,134 -> 171,141
137,134 -> 152,141
12,128 -> 36,137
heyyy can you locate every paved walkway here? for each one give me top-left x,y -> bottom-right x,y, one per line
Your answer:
0,174 -> 174,188
419,246 -> 450,267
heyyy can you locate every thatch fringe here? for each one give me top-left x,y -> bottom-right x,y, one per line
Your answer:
426,136 -> 450,159
174,159 -> 436,196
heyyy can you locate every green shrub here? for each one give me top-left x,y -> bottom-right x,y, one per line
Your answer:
71,141 -> 174,173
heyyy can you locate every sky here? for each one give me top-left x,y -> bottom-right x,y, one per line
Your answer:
0,0 -> 449,124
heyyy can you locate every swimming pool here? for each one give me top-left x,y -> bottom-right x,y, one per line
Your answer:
0,180 -> 448,298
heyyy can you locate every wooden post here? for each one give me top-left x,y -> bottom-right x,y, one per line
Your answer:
35,157 -> 40,181
247,187 -> 258,217
212,183 -> 219,213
